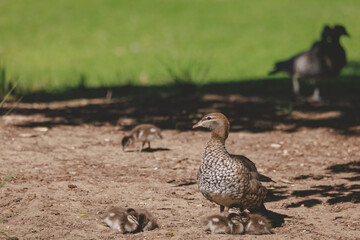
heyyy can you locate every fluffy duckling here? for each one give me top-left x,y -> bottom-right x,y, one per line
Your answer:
193,113 -> 268,215
104,207 -> 140,233
122,124 -> 163,151
240,212 -> 273,235
136,208 -> 158,231
103,207 -> 158,234
203,213 -> 244,234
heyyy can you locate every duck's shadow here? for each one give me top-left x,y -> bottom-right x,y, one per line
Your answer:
124,147 -> 170,153
267,209 -> 292,228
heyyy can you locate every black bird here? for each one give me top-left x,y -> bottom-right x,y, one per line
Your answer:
325,25 -> 349,76
269,25 -> 349,101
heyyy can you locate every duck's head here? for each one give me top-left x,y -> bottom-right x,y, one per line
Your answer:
321,25 -> 332,41
193,113 -> 230,140
332,25 -> 350,38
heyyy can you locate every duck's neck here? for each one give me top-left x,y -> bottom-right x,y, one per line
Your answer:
331,36 -> 341,45
204,134 -> 227,154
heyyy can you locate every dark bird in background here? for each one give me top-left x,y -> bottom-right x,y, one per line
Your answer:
269,24 -> 349,101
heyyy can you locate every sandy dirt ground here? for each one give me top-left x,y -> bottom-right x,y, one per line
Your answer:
0,93 -> 360,240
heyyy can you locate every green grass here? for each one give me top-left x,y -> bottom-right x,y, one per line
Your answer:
0,173 -> 14,189
0,0 -> 359,93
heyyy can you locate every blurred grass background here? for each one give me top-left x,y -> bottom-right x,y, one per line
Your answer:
0,0 -> 359,94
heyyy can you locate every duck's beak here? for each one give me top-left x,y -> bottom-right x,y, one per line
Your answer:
192,121 -> 203,129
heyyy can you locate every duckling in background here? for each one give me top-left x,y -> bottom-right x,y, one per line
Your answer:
122,124 -> 163,151
203,212 -> 244,234
103,207 -> 158,234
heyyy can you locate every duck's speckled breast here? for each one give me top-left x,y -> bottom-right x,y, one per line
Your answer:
197,139 -> 249,206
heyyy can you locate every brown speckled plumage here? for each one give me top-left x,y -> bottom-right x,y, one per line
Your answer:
193,113 -> 267,212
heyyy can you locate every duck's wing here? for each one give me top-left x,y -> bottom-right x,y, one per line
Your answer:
231,154 -> 275,183
269,53 -> 299,75
258,174 -> 276,183
232,154 -> 268,209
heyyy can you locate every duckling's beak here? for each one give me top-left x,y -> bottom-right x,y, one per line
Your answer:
192,121 -> 203,129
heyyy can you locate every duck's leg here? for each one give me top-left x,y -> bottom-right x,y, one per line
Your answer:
148,141 -> 151,149
311,87 -> 322,102
220,205 -> 225,212
292,76 -> 302,100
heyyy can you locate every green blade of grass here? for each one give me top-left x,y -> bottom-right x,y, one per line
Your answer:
0,173 -> 14,189
0,82 -> 17,108
4,96 -> 23,116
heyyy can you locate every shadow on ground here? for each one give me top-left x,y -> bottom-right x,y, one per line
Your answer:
124,147 -> 171,153
2,76 -> 360,135
284,160 -> 360,208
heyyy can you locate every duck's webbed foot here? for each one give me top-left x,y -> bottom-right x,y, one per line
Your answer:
228,204 -> 244,214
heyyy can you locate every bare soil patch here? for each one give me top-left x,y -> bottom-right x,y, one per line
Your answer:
1,92 -> 360,239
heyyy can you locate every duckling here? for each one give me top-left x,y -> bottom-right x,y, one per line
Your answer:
122,124 -> 163,151
203,213 -> 244,234
269,25 -> 349,101
136,208 -> 159,231
240,212 -> 273,235
103,207 -> 158,233
104,207 -> 140,233
193,113 -> 268,215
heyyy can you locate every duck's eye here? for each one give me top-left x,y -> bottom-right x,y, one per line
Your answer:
206,116 -> 212,120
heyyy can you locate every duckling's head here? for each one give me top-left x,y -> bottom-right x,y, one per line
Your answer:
228,213 -> 245,234
121,136 -> 133,150
332,25 -> 350,38
193,113 -> 230,140
124,208 -> 141,232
